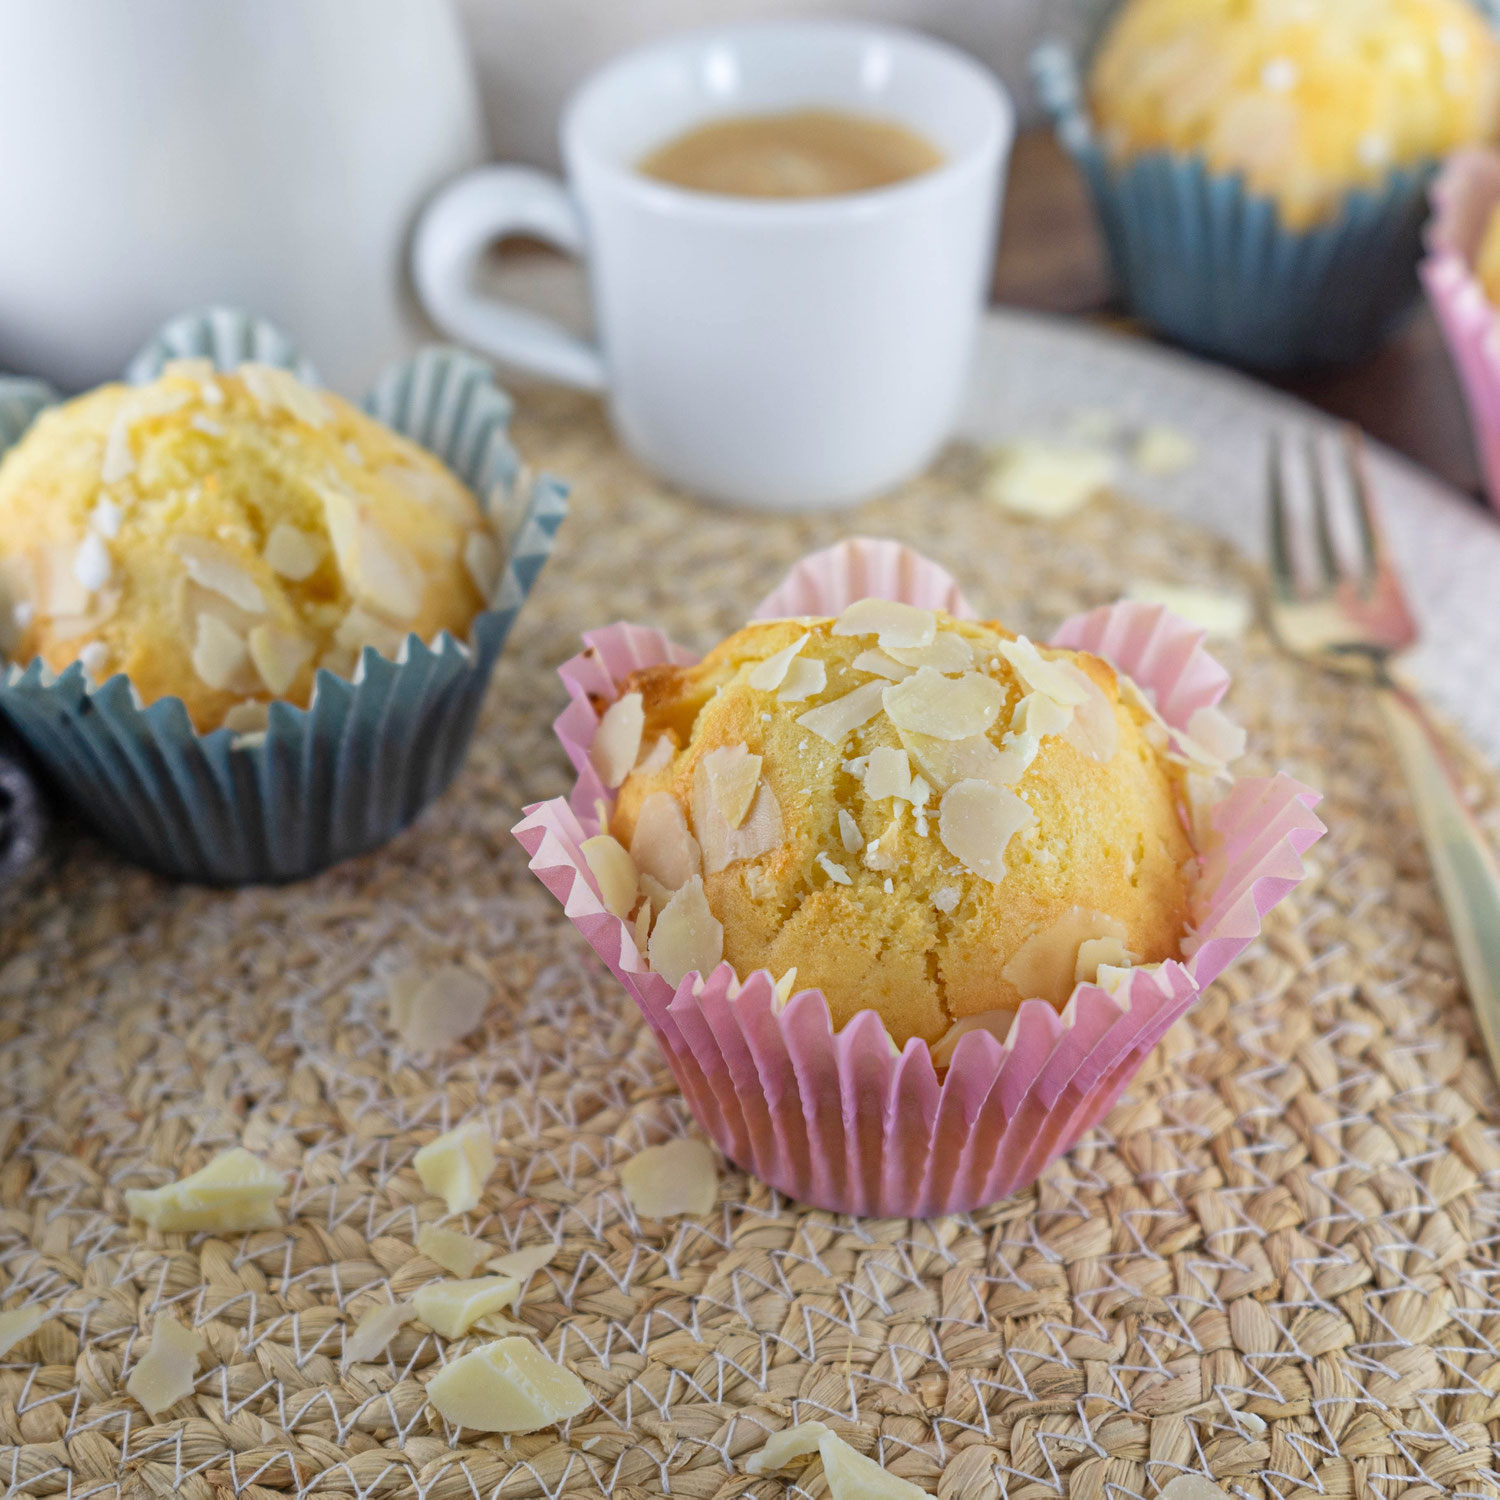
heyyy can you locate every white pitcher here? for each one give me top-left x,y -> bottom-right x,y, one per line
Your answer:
0,0 -> 486,393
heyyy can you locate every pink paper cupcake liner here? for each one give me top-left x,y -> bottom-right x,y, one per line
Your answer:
1422,148 -> 1500,515
515,539 -> 1325,1216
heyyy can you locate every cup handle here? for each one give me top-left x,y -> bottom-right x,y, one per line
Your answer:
411,165 -> 607,392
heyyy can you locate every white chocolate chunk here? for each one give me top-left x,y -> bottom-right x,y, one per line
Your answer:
388,963 -> 490,1053
581,835 -> 639,919
1076,936 -> 1138,985
590,692 -> 644,789
247,620 -> 313,697
937,780 -> 1035,884
1133,424 -> 1197,476
883,669 -> 1004,741
997,637 -> 1089,706
984,440 -> 1114,519
264,522 -> 324,581
838,809 -> 863,853
863,746 -> 913,801
777,655 -> 827,702
0,1304 -> 51,1358
621,1138 -> 718,1218
320,484 -> 423,620
702,744 -> 763,828
191,612 -> 250,691
239,361 -> 329,426
630,791 -> 702,890
464,530 -> 503,600
796,680 -> 886,744
852,648 -> 912,681
73,532 -> 113,593
692,763 -> 784,876
745,1422 -> 832,1474
418,1225 -> 491,1278
343,1302 -> 412,1366
819,1429 -> 931,1499
124,1148 -> 285,1231
426,1337 -> 590,1433
831,598 -> 936,650
487,1245 -> 557,1282
126,1316 -> 205,1418
747,632 -> 809,690
1003,908 -> 1130,1007
1126,580 -> 1249,640
647,875 -> 723,987
174,536 -> 265,613
414,1274 -> 522,1338
414,1121 -> 495,1215
816,851 -> 853,885
885,631 -> 974,672
930,1009 -> 1017,1069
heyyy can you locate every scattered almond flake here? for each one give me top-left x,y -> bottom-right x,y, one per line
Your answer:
126,1316 -> 205,1418
819,1429 -> 930,1499
1076,936 -> 1138,984
487,1244 -> 556,1282
78,641 -> 110,680
1095,962 -> 1137,997
1185,705 -> 1247,767
634,734 -> 675,776
899,728 -> 1030,792
415,1274 -> 522,1337
191,612 -> 250,690
851,648 -> 912,680
863,822 -> 901,872
632,901 -> 652,952
34,543 -> 90,618
580,835 -> 639,920
320,483 -> 423,619
777,655 -> 826,702
418,1225 -> 491,1278
590,692 -> 644,789
906,776 -> 931,809
343,1302 -> 412,1366
474,1311 -> 534,1337
647,875 -> 723,986
745,1422 -> 832,1474
862,746 -> 912,800
247,620 -> 313,697
190,413 -> 224,436
938,779 -> 1034,884
464,529 -> 503,600
1133,424 -> 1197,476
123,1148 -> 285,1231
264,522 -> 324,581
691,759 -> 784,875
1185,768 -> 1231,850
414,1121 -> 495,1215
162,357 -> 215,382
1158,1477 -> 1232,1500
639,872 -> 675,912
1003,908 -> 1130,1007
175,535 -> 266,613
932,885 -> 961,913
388,963 -> 490,1053
747,631 -> 810,690
838,809 -> 862,853
228,706 -> 269,741
101,410 -> 136,483
831,598 -> 936,650
0,1304 -> 51,1359
621,1138 -> 718,1217
49,588 -> 121,642
930,1009 -> 1017,1069
73,532 -> 112,593
883,668 -> 1003,741
426,1337 -> 590,1433
90,496 -> 122,538
816,851 -> 853,885
997,637 -> 1089,707
797,680 -> 886,744
773,968 -> 798,1007
702,744 -> 762,828
239,361 -> 329,426
1126,580 -> 1250,640
984,440 -> 1114,518
378,460 -> 480,524
1052,665 -> 1119,762
1011,691 -> 1072,740
885,630 -> 974,672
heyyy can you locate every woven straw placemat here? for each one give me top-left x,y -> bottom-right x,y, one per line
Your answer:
2,389 -> 1499,1500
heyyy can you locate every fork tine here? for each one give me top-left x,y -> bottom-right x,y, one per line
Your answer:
1304,432 -> 1342,587
1340,426 -> 1382,586
1267,432 -> 1297,600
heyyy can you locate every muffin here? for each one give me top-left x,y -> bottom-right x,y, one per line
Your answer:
1090,0 -> 1500,231
0,360 -> 498,730
598,601 -> 1207,1051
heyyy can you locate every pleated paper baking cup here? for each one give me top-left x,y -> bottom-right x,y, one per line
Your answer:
0,308 -> 567,884
515,538 -> 1325,1216
1422,149 -> 1500,514
1031,38 -> 1432,369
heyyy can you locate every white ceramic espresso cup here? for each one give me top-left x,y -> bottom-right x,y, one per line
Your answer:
412,20 -> 1013,510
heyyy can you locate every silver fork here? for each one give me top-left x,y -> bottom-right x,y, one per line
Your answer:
1267,429 -> 1500,1077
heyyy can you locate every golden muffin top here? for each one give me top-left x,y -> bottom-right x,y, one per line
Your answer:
0,361 -> 500,731
588,603 -> 1240,1056
1090,0 -> 1500,229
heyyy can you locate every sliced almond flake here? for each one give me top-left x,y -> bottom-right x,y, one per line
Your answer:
1158,1477 -> 1232,1500
418,1224 -> 490,1278
247,620 -> 313,697
997,637 -> 1089,707
0,1303 -> 51,1359
1011,691 -> 1072,740
796,680 -> 886,745
222,701 -> 269,734
474,1311 -> 534,1337
343,1302 -> 412,1366
264,522 -> 324,582
702,744 -> 762,828
819,1429 -> 930,1500
631,901 -> 653,953
816,851 -> 852,885
389,963 -> 490,1053
464,530 -> 503,600
772,968 -> 798,1007
906,775 -> 931,809
413,1121 -> 494,1215
126,1316 -> 205,1418
335,605 -> 408,661
851,648 -> 912,681
885,631 -> 974,673
581,834 -> 639,919
1127,580 -> 1249,640
898,728 -> 1017,792
1075,936 -> 1138,985
745,1422 -> 832,1474
837,809 -> 862,853
1056,665 -> 1119,762
630,791 -> 702,891
239,362 -> 329,427
1003,908 -> 1129,1007
883,669 -> 1004,741
862,746 -> 912,801
937,779 -> 1034,884
777,655 -> 826,702
929,1009 -> 1017,1069
414,1274 -> 522,1338
73,532 -> 112,593
101,409 -> 136,484
621,1138 -> 718,1218
34,543 -> 90,619
1182,705 -> 1247,768
634,734 -> 675,776
984,440 -> 1113,519
320,483 -> 423,620
487,1245 -> 556,1282
123,1148 -> 284,1231
426,1336 -> 591,1433
831,598 -> 936,650
77,640 -> 110,680
1133,424 -> 1198,476
747,632 -> 810,691
647,875 -> 722,986
191,612 -> 250,691
639,872 -> 675,913
694,768 -> 785,873
175,536 -> 266,613
589,692 -> 644,789
379,461 -> 481,524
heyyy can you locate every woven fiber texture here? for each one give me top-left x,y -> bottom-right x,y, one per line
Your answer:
2,391 -> 1498,1499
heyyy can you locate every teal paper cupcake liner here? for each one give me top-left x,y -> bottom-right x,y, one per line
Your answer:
1031,39 -> 1434,369
0,308 -> 568,885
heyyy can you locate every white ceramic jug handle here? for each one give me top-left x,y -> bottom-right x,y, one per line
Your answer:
411,166 -> 607,391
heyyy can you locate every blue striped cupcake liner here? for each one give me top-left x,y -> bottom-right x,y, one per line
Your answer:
1031,37 -> 1436,369
0,308 -> 568,884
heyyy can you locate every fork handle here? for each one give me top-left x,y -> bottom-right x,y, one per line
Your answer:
1377,684 -> 1500,1071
